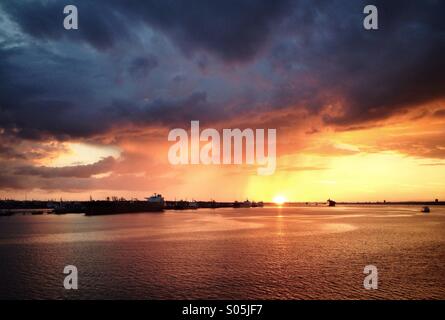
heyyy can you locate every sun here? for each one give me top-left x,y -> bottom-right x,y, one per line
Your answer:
273,195 -> 287,205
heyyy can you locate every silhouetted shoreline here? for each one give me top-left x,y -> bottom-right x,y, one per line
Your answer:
280,200 -> 444,206
0,199 -> 443,216
0,199 -> 261,215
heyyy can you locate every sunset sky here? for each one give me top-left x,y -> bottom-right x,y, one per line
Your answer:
0,0 -> 444,202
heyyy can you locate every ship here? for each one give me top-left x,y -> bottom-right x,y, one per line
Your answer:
146,193 -> 165,205
85,194 -> 164,216
327,199 -> 336,207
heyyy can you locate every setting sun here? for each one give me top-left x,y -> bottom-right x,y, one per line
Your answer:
273,195 -> 287,205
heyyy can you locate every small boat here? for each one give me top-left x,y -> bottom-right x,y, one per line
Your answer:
421,206 -> 430,213
327,199 -> 336,207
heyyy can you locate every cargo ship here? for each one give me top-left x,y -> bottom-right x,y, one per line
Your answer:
85,194 -> 164,216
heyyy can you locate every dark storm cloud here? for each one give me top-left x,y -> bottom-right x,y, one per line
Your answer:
0,42 -> 111,140
128,55 -> 159,79
106,0 -> 291,61
0,0 -> 444,143
106,92 -> 225,128
0,92 -> 216,141
0,0 -> 132,50
1,0 -> 445,194
275,0 -> 445,127
137,92 -> 222,126
0,99 -> 105,140
1,0 -> 291,61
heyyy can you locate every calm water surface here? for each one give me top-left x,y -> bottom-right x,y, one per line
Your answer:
0,206 -> 444,299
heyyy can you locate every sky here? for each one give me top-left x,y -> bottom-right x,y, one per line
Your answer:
0,0 -> 444,202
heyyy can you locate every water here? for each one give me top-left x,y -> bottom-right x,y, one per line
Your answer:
0,206 -> 444,299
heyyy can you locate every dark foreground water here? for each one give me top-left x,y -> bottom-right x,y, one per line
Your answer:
0,206 -> 444,299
